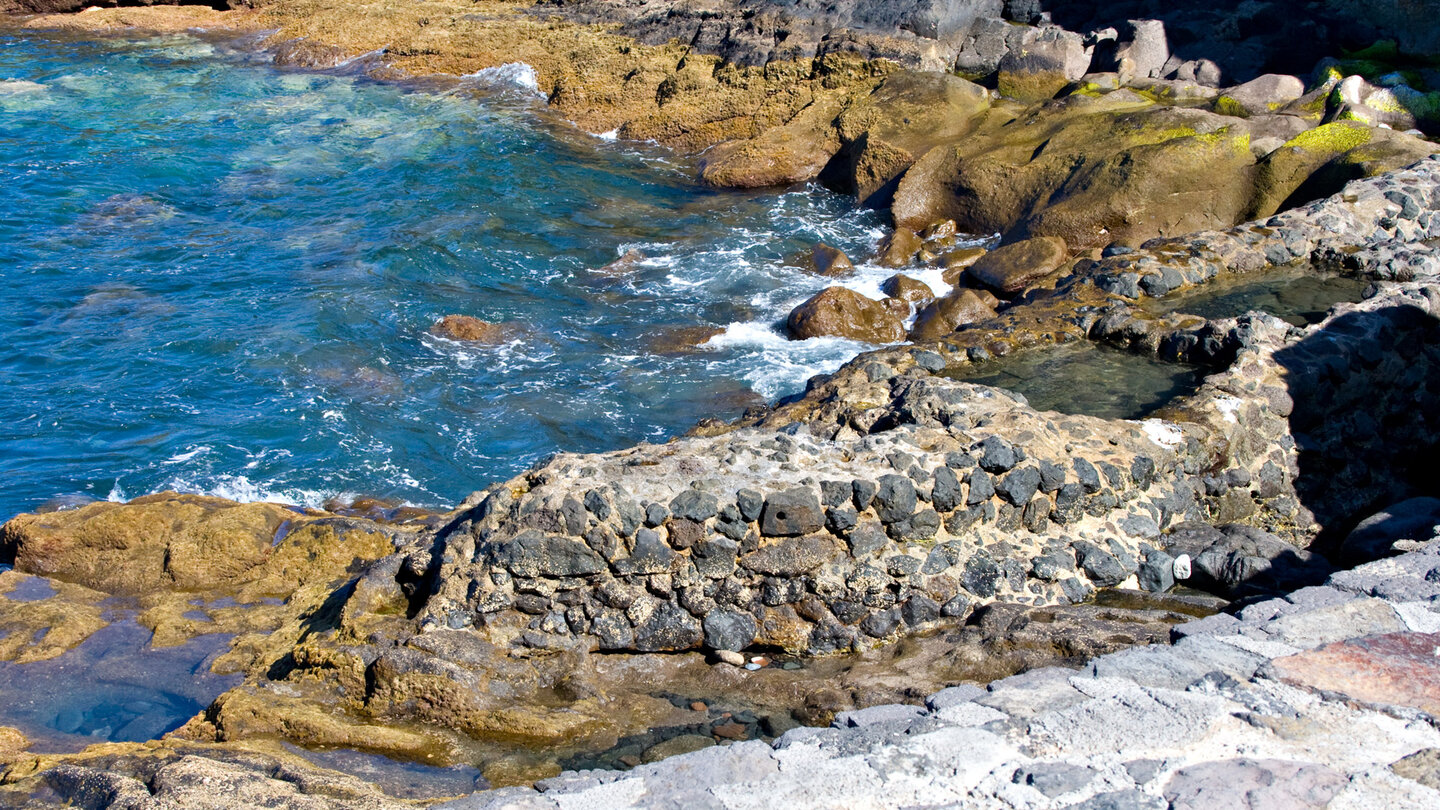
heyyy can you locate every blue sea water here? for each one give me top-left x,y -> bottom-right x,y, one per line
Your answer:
0,31 -> 921,519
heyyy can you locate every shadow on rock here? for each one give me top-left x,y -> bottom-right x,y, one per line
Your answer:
1274,305 -> 1440,556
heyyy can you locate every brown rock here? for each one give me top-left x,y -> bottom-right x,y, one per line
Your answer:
939,247 -> 988,285
880,274 -> 934,307
809,243 -> 855,277
964,237 -> 1070,297
879,228 -> 923,267
712,721 -> 748,740
698,94 -> 847,188
881,297 -> 912,320
910,289 -> 999,341
1269,631 -> 1440,716
1391,749 -> 1440,790
429,315 -> 510,344
786,287 -> 906,344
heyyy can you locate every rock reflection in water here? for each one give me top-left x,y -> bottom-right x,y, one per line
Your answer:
942,343 -> 1206,420
0,619 -> 240,751
1145,271 -> 1369,327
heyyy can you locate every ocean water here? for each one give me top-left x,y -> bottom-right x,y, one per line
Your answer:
0,31 -> 907,518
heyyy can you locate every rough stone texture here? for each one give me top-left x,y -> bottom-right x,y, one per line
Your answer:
1268,630 -> 1440,716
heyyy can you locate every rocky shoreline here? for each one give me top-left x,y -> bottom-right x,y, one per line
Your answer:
2,1 -> 1440,807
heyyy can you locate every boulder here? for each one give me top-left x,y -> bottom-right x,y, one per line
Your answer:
910,289 -> 998,341
1113,19 -> 1169,84
786,287 -> 907,343
1215,74 -> 1305,118
1161,522 -> 1332,598
1340,498 -> 1440,564
893,104 -> 1263,251
964,237 -> 1069,297
996,27 -> 1091,102
1247,122 -> 1439,219
879,228 -> 923,267
697,94 -> 846,188
832,71 -> 992,206
879,274 -> 934,307
429,315 -> 511,344
939,246 -> 988,285
809,243 -> 855,277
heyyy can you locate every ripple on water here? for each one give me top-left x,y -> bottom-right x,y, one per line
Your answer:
0,32 -> 893,517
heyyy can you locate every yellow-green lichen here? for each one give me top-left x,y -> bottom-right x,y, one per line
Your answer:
1213,95 -> 1245,117
1282,122 -> 1373,154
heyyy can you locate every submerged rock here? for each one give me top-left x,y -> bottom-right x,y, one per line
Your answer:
429,314 -> 512,344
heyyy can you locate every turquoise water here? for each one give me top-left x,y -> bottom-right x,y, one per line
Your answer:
0,32 -> 896,519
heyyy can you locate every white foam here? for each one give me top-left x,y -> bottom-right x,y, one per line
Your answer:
465,62 -> 545,99
159,473 -> 337,508
0,79 -> 45,95
594,129 -> 619,141
704,321 -> 882,399
165,446 -> 211,464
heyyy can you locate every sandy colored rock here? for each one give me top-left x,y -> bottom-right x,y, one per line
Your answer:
910,289 -> 999,341
964,237 -> 1070,297
698,93 -> 848,188
429,314 -> 511,344
832,71 -> 991,206
892,102 -> 1274,251
0,726 -> 26,766
786,286 -> 906,343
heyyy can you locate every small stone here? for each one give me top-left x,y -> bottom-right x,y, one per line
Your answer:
965,470 -> 995,505
760,488 -> 825,537
860,608 -> 901,637
714,650 -> 745,666
978,436 -> 1021,472
852,479 -> 879,511
1076,541 -> 1128,587
670,489 -> 719,522
644,502 -> 670,528
995,466 -> 1041,506
847,522 -> 888,557
712,721 -> 749,740
1138,551 -> 1176,593
690,701 -> 707,712
873,474 -> 918,523
736,489 -> 764,522
932,466 -> 963,513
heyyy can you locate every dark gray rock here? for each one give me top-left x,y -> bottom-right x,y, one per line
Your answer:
760,488 -> 825,536
820,480 -> 852,507
703,609 -> 758,651
963,555 -> 1001,598
966,469 -> 996,505
932,466 -> 963,512
826,505 -> 859,534
497,530 -> 607,578
1131,455 -> 1156,489
874,474 -> 918,523
584,489 -> 612,521
670,489 -> 719,522
996,465 -> 1041,506
860,607 -> 902,637
1340,497 -> 1440,564
591,607 -> 635,650
644,502 -> 670,528
942,593 -> 973,618
736,488 -> 764,522
848,521 -> 889,557
1076,540 -> 1128,587
1038,460 -> 1066,493
634,600 -> 704,652
693,536 -> 739,579
1031,549 -> 1075,581
614,528 -> 676,575
886,554 -> 922,577
1138,551 -> 1176,593
978,436 -> 1022,472
852,478 -> 879,511
901,594 -> 941,625
1073,458 -> 1102,493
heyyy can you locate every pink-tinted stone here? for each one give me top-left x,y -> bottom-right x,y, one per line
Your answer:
1269,631 -> 1440,716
